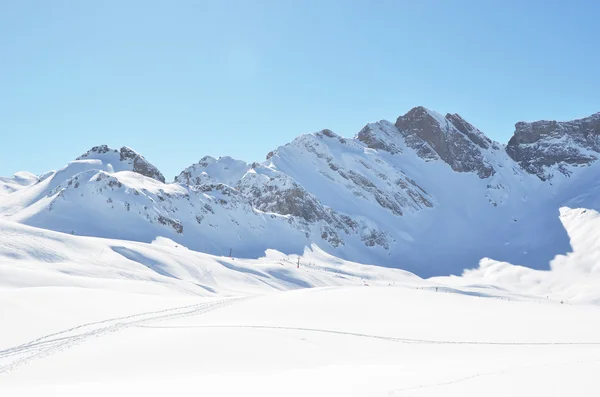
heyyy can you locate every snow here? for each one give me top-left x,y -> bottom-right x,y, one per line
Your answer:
0,172 -> 38,196
456,206 -> 600,305
262,121 -> 575,275
176,155 -> 250,186
0,219 -> 419,295
2,209 -> 600,395
2,280 -> 600,396
422,106 -> 450,128
3,110 -> 600,394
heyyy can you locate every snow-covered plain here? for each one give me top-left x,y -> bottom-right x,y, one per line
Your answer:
2,209 -> 600,396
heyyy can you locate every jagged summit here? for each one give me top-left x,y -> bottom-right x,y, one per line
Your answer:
77,145 -> 165,183
392,107 -> 500,178
356,107 -> 503,179
506,113 -> 600,180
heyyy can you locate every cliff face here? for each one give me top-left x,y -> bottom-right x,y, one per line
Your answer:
394,107 -> 501,178
506,113 -> 600,180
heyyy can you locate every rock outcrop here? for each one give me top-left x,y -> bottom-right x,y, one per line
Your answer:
395,106 -> 497,178
506,113 -> 600,180
77,145 -> 165,183
175,156 -> 249,187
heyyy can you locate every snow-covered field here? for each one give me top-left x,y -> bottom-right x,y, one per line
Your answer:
2,285 -> 600,396
2,211 -> 600,396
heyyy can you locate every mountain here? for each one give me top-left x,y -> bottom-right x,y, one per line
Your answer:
77,145 -> 166,182
2,107 -> 600,277
394,106 -> 500,178
506,112 -> 600,180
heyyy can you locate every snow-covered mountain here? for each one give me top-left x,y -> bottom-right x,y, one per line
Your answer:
4,107 -> 600,396
2,107 -> 600,276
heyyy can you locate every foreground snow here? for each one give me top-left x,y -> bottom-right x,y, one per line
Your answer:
2,213 -> 600,395
2,286 -> 600,396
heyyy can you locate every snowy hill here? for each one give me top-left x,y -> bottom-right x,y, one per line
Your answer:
2,107 -> 600,276
0,172 -> 37,196
3,187 -> 600,395
2,217 -> 600,395
0,218 -> 421,296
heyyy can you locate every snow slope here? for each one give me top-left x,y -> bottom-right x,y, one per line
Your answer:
456,206 -> 600,305
2,201 -> 600,395
0,219 -> 420,296
0,172 -> 38,196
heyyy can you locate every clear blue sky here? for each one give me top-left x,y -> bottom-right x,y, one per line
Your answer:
2,0 -> 599,180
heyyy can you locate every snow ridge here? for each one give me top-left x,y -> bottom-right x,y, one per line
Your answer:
1,107 -> 600,276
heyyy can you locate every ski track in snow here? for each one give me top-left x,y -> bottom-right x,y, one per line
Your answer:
136,324 -> 600,346
0,297 -> 245,376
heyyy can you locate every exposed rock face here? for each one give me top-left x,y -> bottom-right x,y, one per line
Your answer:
236,166 -> 354,247
240,174 -> 321,222
445,113 -> 493,150
395,107 -> 496,178
356,121 -> 403,154
506,113 -> 600,180
249,127 -> 440,251
175,168 -> 213,186
77,145 -> 165,183
85,145 -> 112,155
119,147 -> 166,183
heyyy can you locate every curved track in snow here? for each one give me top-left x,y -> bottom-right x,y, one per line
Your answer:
137,324 -> 600,346
0,298 -> 244,375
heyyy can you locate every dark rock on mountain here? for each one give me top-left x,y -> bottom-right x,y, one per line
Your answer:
445,113 -> 493,150
356,122 -> 403,154
119,147 -> 166,183
506,113 -> 600,180
395,107 -> 496,178
77,145 -> 166,183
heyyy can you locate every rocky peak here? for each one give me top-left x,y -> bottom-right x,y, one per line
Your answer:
395,107 -> 496,178
86,145 -> 113,155
314,129 -> 348,144
355,121 -> 403,154
119,147 -> 166,183
506,112 -> 600,180
175,166 -> 213,186
445,113 -> 493,149
77,145 -> 165,183
238,166 -> 323,222
175,156 -> 249,187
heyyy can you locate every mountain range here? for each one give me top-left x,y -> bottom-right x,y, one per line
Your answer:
2,106 -> 600,277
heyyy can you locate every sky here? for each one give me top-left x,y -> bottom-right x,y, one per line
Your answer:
1,0 -> 599,181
